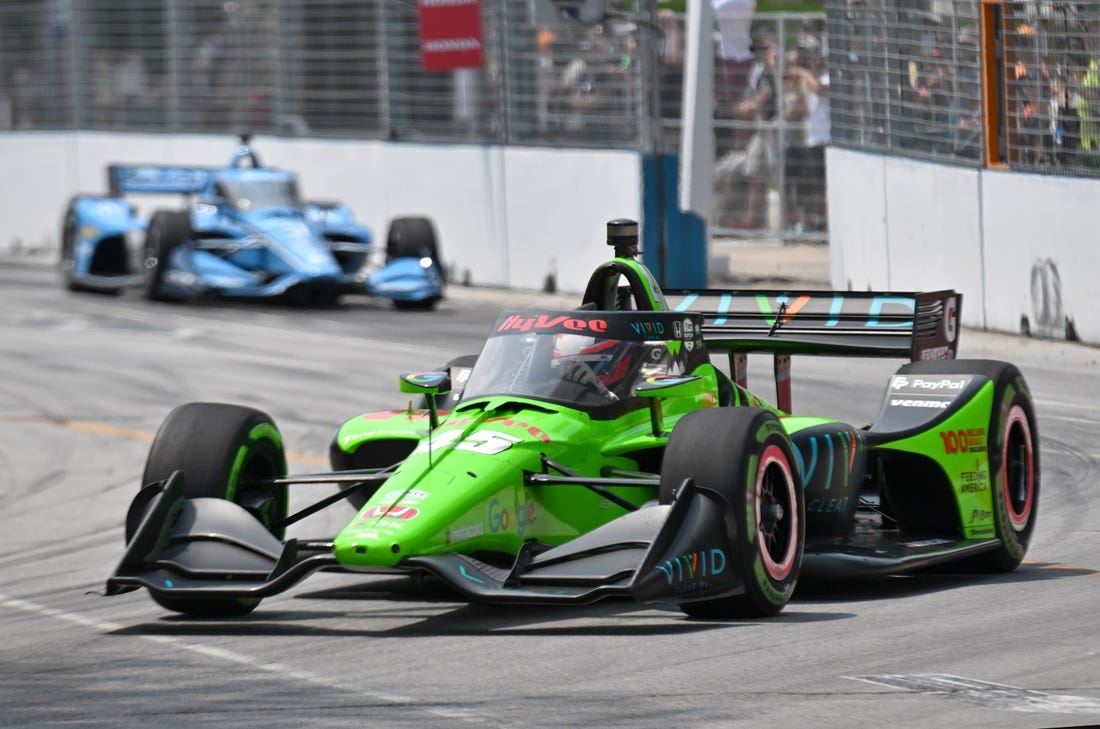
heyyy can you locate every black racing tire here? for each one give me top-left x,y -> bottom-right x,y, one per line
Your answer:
386,216 -> 444,310
393,297 -> 441,311
130,402 -> 289,617
385,216 -> 440,263
60,201 -> 86,292
143,210 -> 191,302
660,408 -> 804,618
60,198 -> 121,295
899,360 -> 1039,571
986,368 -> 1040,570
330,437 -> 418,511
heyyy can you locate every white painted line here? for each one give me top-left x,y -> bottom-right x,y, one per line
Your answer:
847,673 -> 1100,714
0,592 -> 499,726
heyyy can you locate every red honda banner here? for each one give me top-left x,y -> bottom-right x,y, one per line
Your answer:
417,0 -> 485,72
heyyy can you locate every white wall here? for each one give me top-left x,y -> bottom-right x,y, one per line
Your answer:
827,147 -> 1100,346
0,132 -> 642,294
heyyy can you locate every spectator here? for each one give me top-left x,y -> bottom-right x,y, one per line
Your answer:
554,25 -> 625,141
535,27 -> 557,137
789,41 -> 830,231
781,48 -> 809,232
90,53 -> 117,126
115,52 -> 150,127
191,27 -> 228,129
10,64 -> 37,129
713,0 -> 756,110
728,35 -> 779,230
1077,56 -> 1100,164
657,10 -> 685,149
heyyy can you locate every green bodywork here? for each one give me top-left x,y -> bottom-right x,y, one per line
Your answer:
331,366 -> 718,568
870,381 -> 998,539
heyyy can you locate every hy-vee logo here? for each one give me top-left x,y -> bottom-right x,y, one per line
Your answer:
497,314 -> 608,334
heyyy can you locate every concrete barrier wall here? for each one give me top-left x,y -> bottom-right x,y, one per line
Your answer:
828,147 -> 1099,346
0,132 -> 642,294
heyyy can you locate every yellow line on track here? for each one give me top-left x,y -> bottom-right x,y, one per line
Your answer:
1024,559 -> 1100,575
0,412 -> 327,465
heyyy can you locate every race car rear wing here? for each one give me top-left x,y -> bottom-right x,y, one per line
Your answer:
664,288 -> 961,413
107,165 -> 214,196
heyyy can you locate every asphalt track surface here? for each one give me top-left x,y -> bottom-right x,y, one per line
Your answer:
1,260 -> 1099,728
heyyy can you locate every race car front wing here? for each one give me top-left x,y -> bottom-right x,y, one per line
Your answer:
103,471 -> 747,608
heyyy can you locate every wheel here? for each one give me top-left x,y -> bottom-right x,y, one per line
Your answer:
60,199 -> 119,294
385,216 -> 444,309
128,402 -> 289,617
385,216 -> 440,263
60,201 -> 85,292
660,408 -> 804,618
143,210 -> 191,301
899,360 -> 1039,571
986,370 -> 1039,570
393,297 -> 440,311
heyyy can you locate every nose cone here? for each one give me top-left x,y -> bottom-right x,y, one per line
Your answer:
258,216 -> 343,276
334,474 -> 454,568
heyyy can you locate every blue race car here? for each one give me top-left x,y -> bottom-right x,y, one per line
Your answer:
59,135 -> 444,309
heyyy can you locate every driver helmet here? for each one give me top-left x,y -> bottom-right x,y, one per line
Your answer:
553,334 -> 636,393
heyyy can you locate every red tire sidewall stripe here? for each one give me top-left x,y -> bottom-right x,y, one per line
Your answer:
1002,403 -> 1035,531
756,443 -> 799,581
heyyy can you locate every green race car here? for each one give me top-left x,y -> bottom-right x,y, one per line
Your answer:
104,219 -> 1039,619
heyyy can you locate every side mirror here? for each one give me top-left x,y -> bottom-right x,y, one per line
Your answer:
636,375 -> 704,399
399,371 -> 452,395
399,372 -> 452,430
636,375 -> 704,437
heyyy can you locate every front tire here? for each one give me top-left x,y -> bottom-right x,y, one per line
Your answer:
60,199 -> 121,294
660,408 -> 804,618
60,201 -> 84,292
143,210 -> 191,301
131,402 -> 289,617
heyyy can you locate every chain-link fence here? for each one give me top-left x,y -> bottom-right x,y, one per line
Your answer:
6,1 -> 1100,240
826,0 -> 1100,177
0,0 -> 653,146
0,0 -> 832,242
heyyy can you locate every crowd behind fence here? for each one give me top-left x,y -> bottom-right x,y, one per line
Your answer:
827,0 -> 1100,177
2,1 -> 1099,244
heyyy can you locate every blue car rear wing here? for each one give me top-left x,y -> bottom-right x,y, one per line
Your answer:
664,288 -> 961,413
107,165 -> 214,196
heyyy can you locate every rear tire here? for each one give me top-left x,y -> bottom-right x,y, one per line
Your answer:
386,216 -> 440,263
143,210 -> 191,301
385,216 -> 443,310
660,408 -> 804,618
132,402 -> 289,617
